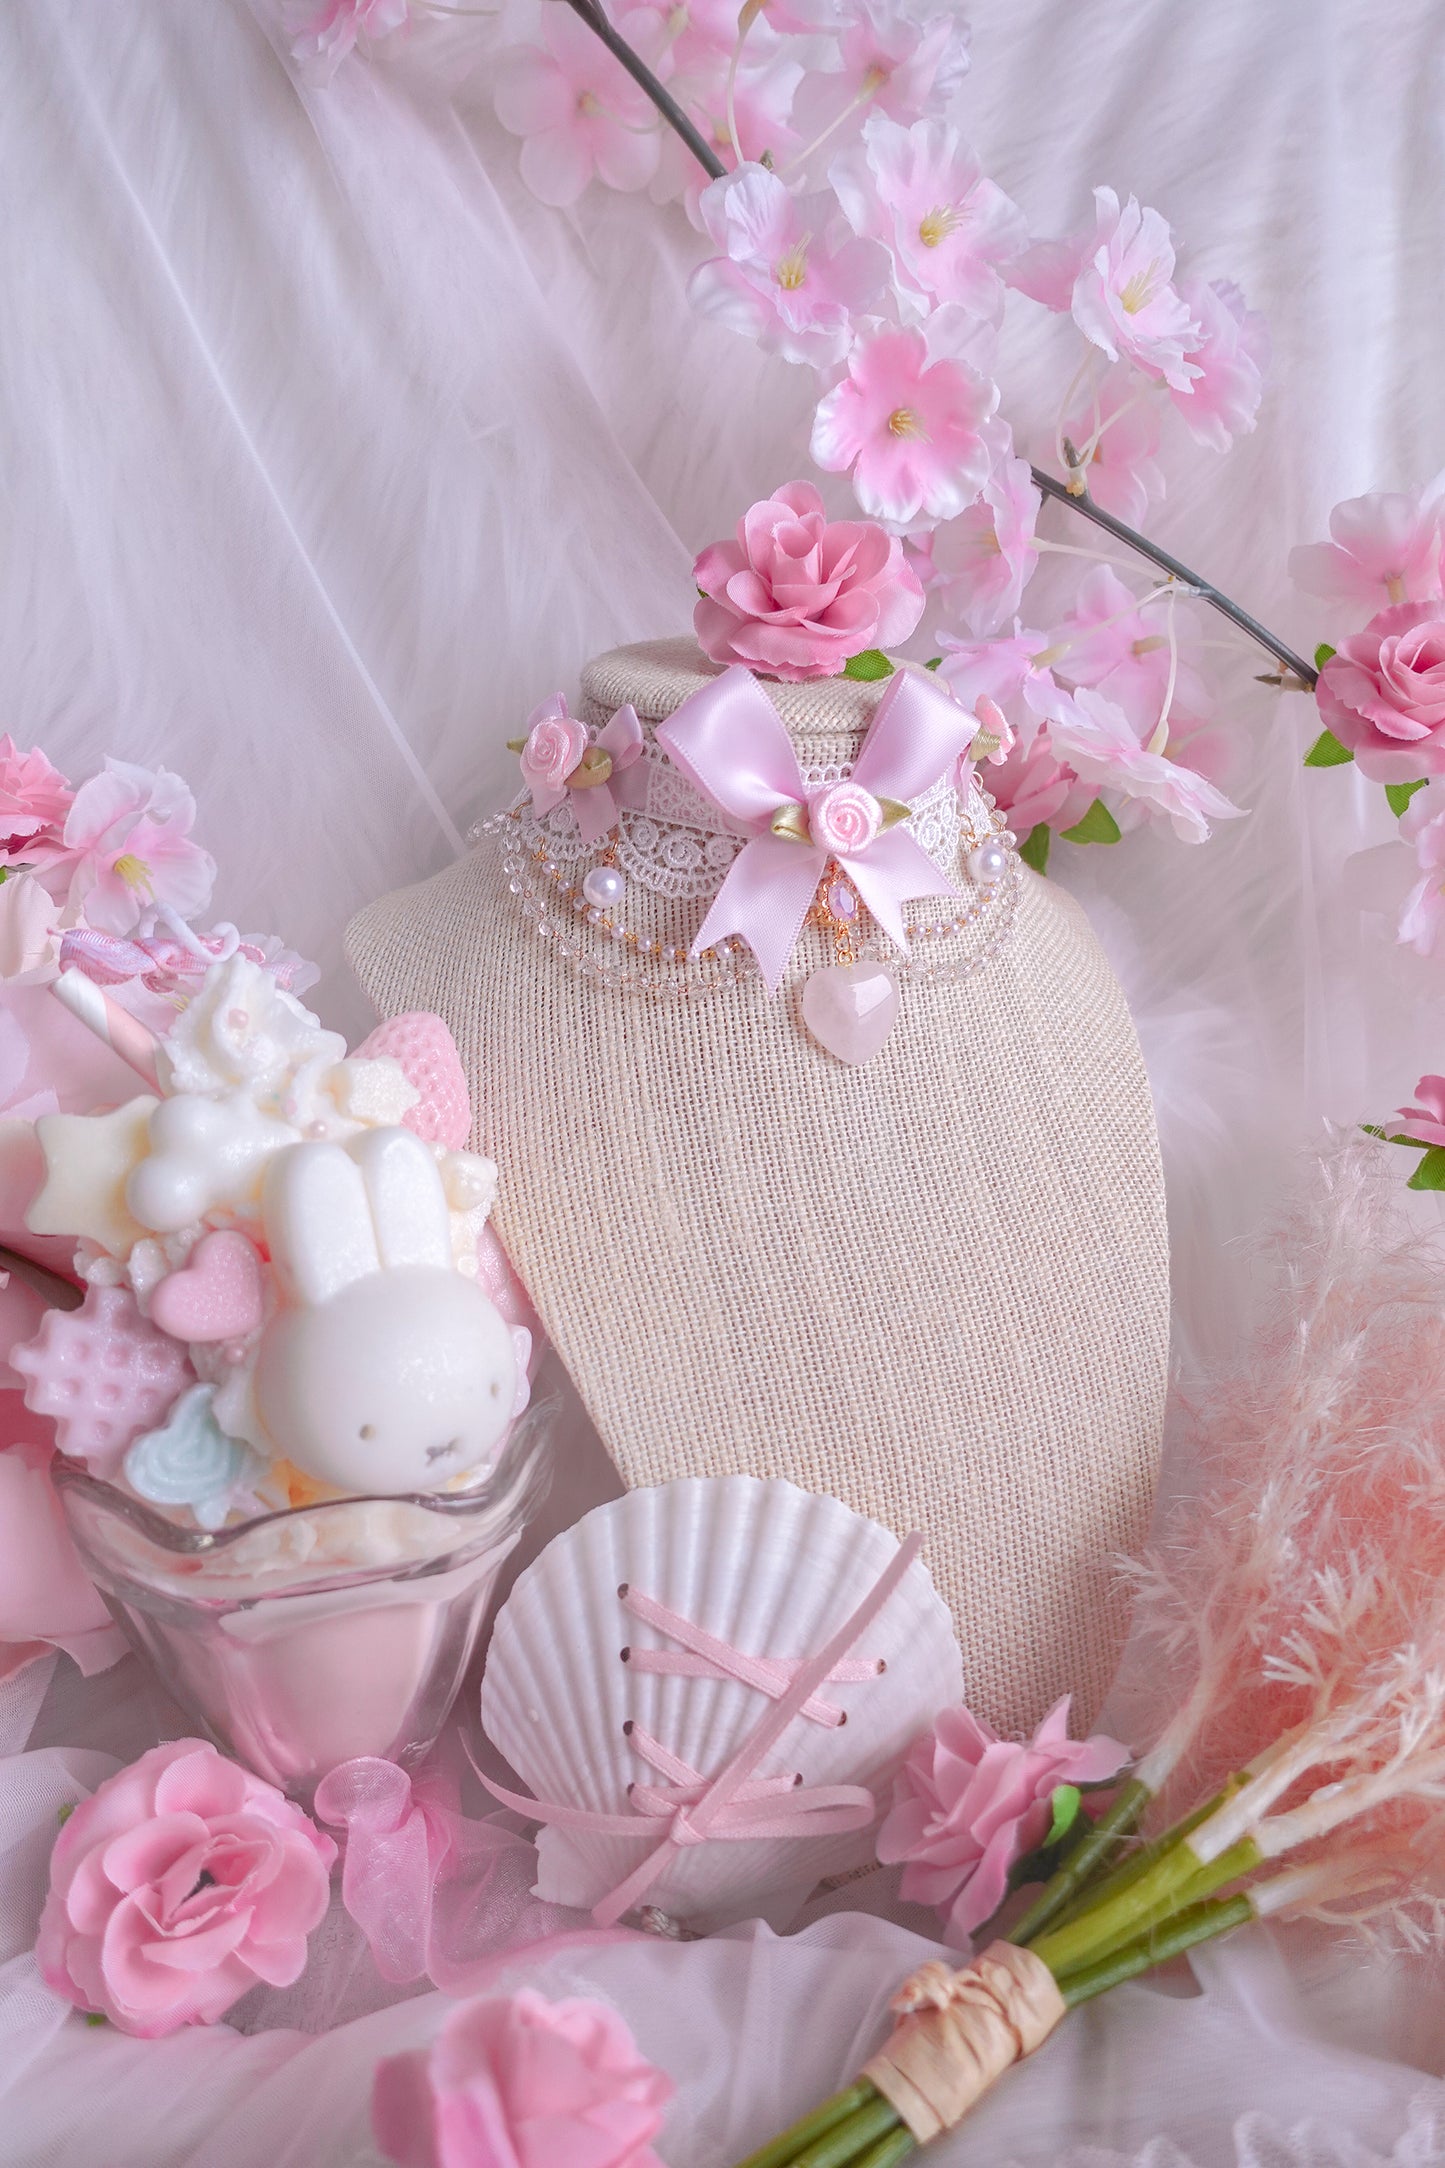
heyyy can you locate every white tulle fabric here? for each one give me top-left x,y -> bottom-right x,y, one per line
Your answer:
3,0 -> 1445,2158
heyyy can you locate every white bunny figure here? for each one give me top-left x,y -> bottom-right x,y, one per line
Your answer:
253,1126 -> 518,1494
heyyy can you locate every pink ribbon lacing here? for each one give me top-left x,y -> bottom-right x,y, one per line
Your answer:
480,1531 -> 922,1926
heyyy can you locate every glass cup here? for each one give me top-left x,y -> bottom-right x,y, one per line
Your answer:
54,1419 -> 549,1801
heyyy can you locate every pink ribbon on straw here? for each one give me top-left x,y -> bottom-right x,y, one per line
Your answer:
480,1531 -> 923,1927
656,668 -> 977,991
313,1757 -> 461,1983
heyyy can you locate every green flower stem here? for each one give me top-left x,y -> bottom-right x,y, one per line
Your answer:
1056,1891 -> 1256,2006
1010,1776 -> 1153,1945
730,2084 -> 879,2168
1030,1833 -> 1261,1979
850,2130 -> 917,2168
791,2095 -> 903,2168
1040,1779 -> 1247,1937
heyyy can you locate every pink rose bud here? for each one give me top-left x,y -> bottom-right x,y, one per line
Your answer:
1315,603 -> 1445,782
808,780 -> 884,856
693,480 -> 925,683
519,702 -> 589,796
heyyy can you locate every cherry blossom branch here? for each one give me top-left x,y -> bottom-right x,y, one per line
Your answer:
559,0 -> 1321,696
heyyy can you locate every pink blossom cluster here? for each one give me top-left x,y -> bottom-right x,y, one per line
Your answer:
300,0 -> 1266,851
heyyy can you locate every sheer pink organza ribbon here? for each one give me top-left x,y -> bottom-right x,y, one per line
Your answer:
655,667 -> 977,990
479,1532 -> 923,1927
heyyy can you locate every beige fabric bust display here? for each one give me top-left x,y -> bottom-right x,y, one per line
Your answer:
347,637 -> 1168,1733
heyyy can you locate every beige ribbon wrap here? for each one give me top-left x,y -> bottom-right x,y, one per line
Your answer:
862,1942 -> 1067,2143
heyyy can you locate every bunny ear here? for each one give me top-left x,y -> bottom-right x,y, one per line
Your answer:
263,1142 -> 380,1305
348,1126 -> 452,1272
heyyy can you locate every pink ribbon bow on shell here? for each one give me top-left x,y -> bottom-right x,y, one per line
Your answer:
515,694 -> 645,847
656,666 -> 978,991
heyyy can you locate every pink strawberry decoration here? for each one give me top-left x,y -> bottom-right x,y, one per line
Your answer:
12,1286 -> 195,1475
354,1012 -> 472,1151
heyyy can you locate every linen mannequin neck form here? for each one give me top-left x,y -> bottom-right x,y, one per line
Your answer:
347,637 -> 1170,1732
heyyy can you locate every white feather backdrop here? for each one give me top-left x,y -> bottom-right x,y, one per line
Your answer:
2,0 -> 1445,2157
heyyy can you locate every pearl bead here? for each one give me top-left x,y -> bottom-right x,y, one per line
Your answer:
583,865 -> 626,909
969,839 -> 1010,885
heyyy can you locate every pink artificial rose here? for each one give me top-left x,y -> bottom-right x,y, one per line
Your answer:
1394,1074 -> 1445,1148
809,780 -> 883,855
1315,603 -> 1445,781
518,698 -> 589,812
877,1695 -> 1130,1946
0,738 -> 74,870
372,1990 -> 674,2168
693,481 -> 924,680
37,1738 -> 336,2036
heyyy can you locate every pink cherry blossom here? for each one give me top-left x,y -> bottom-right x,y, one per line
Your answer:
37,1739 -> 335,2035
372,1990 -> 674,2168
1169,278 -> 1268,452
1314,602 -> 1445,781
1398,778 -> 1445,956
56,761 -> 216,937
694,479 -> 924,678
290,0 -> 409,78
1026,189 -> 1200,393
1041,684 -> 1244,842
876,1695 -> 1129,1945
1394,1074 -> 1445,1148
0,737 -> 73,871
789,0 -> 971,165
922,456 -> 1040,636
812,323 -> 999,527
495,8 -> 663,208
1051,567 -> 1210,734
689,166 -> 886,368
1061,365 -> 1164,526
831,114 -> 1027,323
1290,479 -> 1445,615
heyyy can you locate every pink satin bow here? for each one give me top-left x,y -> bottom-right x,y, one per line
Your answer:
521,696 -> 645,847
480,1531 -> 922,1928
656,667 -> 978,991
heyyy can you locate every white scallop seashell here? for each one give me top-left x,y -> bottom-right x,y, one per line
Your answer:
479,1475 -> 964,1932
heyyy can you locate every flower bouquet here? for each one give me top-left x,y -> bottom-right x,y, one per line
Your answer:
731,1147 -> 1445,2167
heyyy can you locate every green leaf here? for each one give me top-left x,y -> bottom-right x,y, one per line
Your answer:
1061,800 -> 1123,845
1408,1146 -> 1445,1192
1019,824 -> 1051,874
1046,1784 -> 1083,1848
85,2012 -> 107,2028
1314,643 -> 1337,671
843,648 -> 895,681
1386,778 -> 1428,817
1304,728 -> 1354,768
56,1802 -> 75,1826
925,656 -> 942,670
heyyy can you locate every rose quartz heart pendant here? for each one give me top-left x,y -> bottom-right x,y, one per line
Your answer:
800,963 -> 900,1065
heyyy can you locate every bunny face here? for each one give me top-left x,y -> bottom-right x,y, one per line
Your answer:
253,1128 -> 519,1495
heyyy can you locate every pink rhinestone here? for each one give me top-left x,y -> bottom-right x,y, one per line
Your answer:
827,881 -> 858,921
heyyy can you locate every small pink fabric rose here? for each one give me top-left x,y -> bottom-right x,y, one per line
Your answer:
809,780 -> 883,855
877,1695 -> 1130,1946
36,1738 -> 336,2036
518,698 -> 589,811
372,1989 -> 674,2168
1315,603 -> 1445,781
693,480 -> 924,680
1394,1074 -> 1445,1149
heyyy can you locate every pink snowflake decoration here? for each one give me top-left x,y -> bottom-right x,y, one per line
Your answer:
12,1286 -> 195,1476
831,114 -> 1027,324
494,7 -> 664,208
811,322 -> 999,527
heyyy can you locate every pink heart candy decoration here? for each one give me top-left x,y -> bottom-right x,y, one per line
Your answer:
150,1231 -> 265,1345
354,1012 -> 472,1150
800,963 -> 901,1066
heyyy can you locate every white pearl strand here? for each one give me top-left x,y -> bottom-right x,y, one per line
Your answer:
483,795 -> 1024,1002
